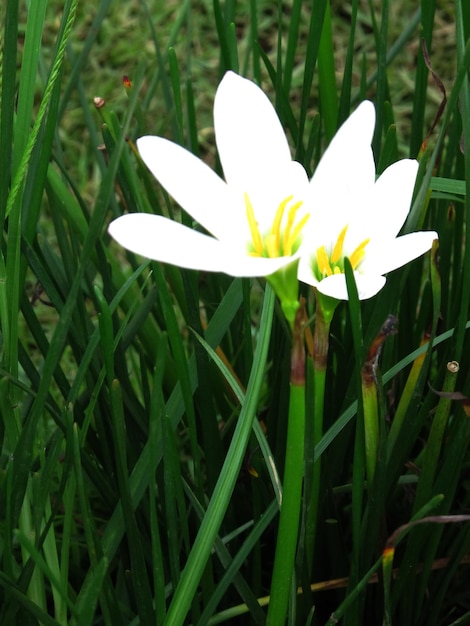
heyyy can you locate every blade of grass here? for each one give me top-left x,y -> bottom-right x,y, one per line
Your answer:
187,483 -> 274,624
153,263 -> 203,496
297,0 -> 328,162
409,0 -> 436,155
371,0 -> 390,160
317,0 -> 338,141
0,0 -> 18,219
283,0 -> 302,93
451,0 -> 470,361
163,285 -> 275,626
338,0 -> 359,122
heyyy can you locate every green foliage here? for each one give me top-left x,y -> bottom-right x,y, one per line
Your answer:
1,0 -> 470,624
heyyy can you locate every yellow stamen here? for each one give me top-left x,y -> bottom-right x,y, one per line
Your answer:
317,245 -> 333,276
349,238 -> 370,269
265,233 -> 278,258
283,200 -> 305,255
245,193 -> 263,255
284,212 -> 309,256
331,224 -> 349,264
270,195 -> 293,253
245,193 -> 308,258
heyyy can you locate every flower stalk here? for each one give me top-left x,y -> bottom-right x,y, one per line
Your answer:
266,301 -> 306,625
303,290 -> 338,576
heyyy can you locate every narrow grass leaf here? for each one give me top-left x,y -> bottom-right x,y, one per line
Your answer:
70,558 -> 109,626
110,379 -> 155,624
163,285 -> 275,626
317,0 -> 338,141
0,571 -> 62,626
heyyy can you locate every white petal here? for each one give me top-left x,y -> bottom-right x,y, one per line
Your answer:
316,272 -> 386,301
247,160 -> 310,232
108,213 -> 299,277
367,159 -> 419,238
364,230 -> 437,275
214,72 -> 292,191
307,101 -> 376,231
297,253 -> 320,288
137,136 -> 237,241
109,213 -> 232,271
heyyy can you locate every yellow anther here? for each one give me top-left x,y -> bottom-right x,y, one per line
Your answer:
245,193 -> 264,255
349,238 -> 370,269
317,245 -> 333,277
331,224 -> 349,264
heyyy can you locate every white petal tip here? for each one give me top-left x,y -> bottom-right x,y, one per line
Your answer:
316,273 -> 387,301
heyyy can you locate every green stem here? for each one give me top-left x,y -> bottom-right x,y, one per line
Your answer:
266,305 -> 306,625
304,292 -> 336,576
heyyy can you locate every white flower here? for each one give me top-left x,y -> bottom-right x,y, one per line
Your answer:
108,71 -> 311,279
298,101 -> 437,300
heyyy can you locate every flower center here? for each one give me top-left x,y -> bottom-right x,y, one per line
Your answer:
245,193 -> 310,258
316,225 -> 370,278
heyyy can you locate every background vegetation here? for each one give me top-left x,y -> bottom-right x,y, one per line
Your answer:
1,0 -> 470,624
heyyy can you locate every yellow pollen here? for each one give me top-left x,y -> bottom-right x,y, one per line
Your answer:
317,245 -> 333,276
245,193 -> 264,255
331,224 -> 349,264
349,238 -> 370,269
